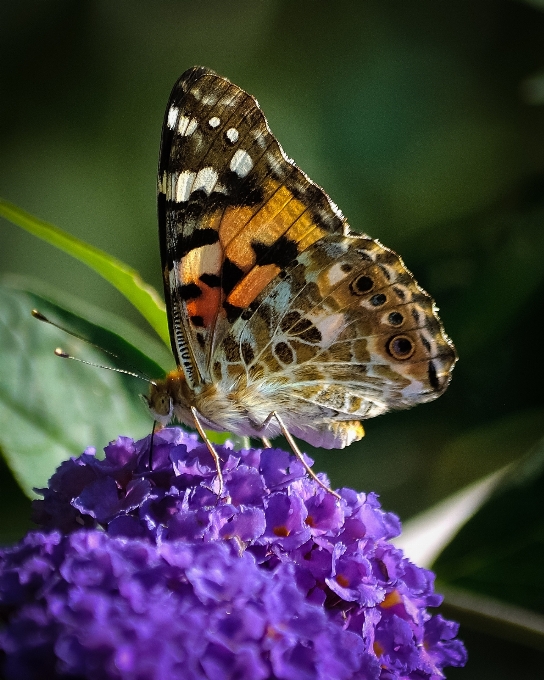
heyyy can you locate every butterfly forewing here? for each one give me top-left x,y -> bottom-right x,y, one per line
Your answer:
158,67 -> 349,389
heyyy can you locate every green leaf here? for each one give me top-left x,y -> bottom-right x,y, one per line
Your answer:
434,434 -> 544,616
206,430 -> 250,449
0,453 -> 33,544
0,198 -> 169,347
397,434 -> 544,653
0,284 -> 158,497
395,466 -> 510,568
439,584 -> 544,653
4,273 -> 173,377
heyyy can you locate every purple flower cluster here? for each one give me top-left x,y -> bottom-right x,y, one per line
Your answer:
0,428 -> 467,679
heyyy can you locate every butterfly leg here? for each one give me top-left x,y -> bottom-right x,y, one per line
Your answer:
190,406 -> 224,496
269,412 -> 341,500
261,437 -> 273,449
148,420 -> 159,469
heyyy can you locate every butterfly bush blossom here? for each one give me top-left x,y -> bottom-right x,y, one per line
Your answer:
0,428 -> 466,679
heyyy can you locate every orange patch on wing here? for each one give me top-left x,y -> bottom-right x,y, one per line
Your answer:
221,182 -> 309,271
186,283 -> 222,329
239,184 -> 304,241
227,264 -> 279,308
218,206 -> 255,248
202,208 -> 223,233
287,214 -> 328,251
218,179 -> 288,249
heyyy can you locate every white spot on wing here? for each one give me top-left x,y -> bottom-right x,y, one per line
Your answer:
201,93 -> 218,106
193,167 -> 219,195
326,262 -> 350,287
182,242 -> 222,283
266,152 -> 285,178
309,312 -> 346,345
230,149 -> 253,178
251,128 -> 267,149
167,106 -> 178,129
226,128 -> 239,144
175,171 -> 195,202
187,118 -> 198,136
178,116 -> 198,136
208,116 -> 220,128
158,171 -> 167,195
328,198 -> 344,220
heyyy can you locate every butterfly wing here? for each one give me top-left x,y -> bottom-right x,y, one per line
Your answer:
158,66 -> 456,448
225,232 -> 456,447
158,66 -> 347,389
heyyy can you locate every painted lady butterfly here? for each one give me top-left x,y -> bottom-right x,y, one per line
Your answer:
147,67 -> 456,481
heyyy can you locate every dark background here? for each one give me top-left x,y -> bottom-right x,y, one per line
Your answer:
1,2 -> 544,677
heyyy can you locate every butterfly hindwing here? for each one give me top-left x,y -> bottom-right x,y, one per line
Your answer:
217,232 -> 455,447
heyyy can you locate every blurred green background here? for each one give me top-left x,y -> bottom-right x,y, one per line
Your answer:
1,1 -> 544,677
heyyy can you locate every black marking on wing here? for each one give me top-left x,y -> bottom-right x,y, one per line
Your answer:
171,228 -> 219,261
370,293 -> 387,306
178,283 -> 202,300
221,258 -> 245,295
241,341 -> 255,364
200,273 -> 221,287
191,315 -> 205,328
428,360 -> 439,390
224,301 -> 243,324
222,334 -> 240,362
251,235 -> 299,270
163,174 -> 265,212
274,341 -> 294,364
393,286 -> 406,301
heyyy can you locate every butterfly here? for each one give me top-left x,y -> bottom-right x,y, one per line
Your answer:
146,66 -> 456,487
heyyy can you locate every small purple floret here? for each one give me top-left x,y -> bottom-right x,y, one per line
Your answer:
1,428 -> 467,679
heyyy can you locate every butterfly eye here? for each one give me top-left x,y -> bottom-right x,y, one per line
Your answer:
350,275 -> 374,295
156,395 -> 170,415
387,335 -> 415,360
147,390 -> 173,419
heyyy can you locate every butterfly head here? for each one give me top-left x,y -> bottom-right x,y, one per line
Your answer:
144,368 -> 195,426
144,384 -> 173,426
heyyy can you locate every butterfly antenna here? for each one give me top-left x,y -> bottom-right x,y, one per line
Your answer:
54,348 -> 156,385
32,309 -> 155,384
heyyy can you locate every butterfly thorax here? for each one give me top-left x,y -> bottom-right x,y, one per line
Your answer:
147,367 -> 291,438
